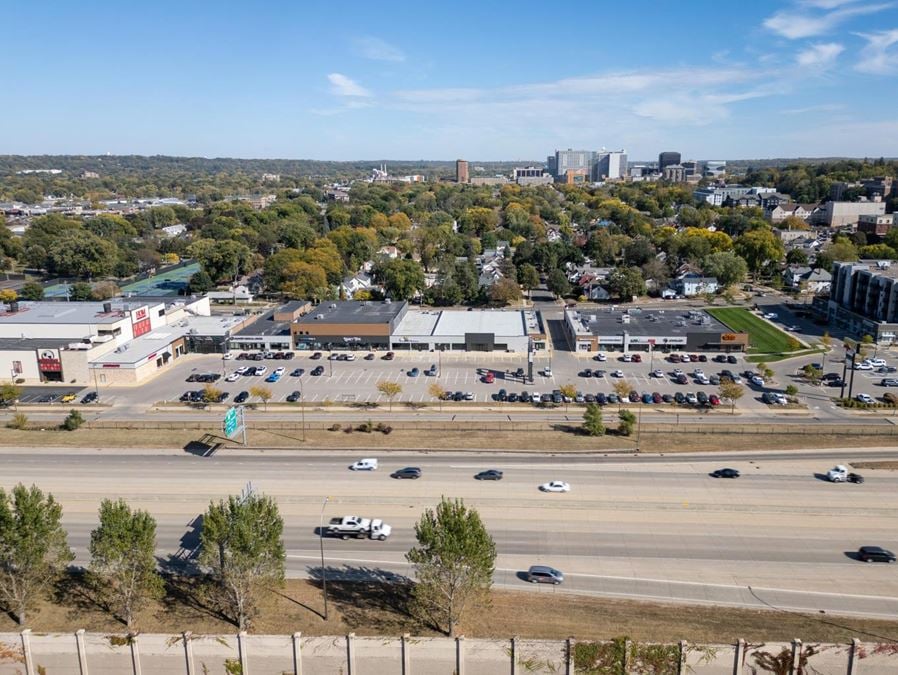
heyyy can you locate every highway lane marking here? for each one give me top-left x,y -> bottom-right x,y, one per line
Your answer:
285,554 -> 898,602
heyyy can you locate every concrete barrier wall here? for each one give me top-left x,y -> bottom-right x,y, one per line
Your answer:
1,631 -> 894,674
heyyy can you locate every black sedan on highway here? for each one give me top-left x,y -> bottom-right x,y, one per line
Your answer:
475,469 -> 504,481
857,546 -> 896,563
391,467 -> 422,479
710,468 -> 740,479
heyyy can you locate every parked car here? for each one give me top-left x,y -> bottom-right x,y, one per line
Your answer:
612,369 -> 624,378
225,372 -> 240,382
286,391 -> 302,402
526,565 -> 564,584
581,369 -> 593,378
674,392 -> 686,404
311,352 -> 322,359
596,393 -> 607,405
234,391 -> 249,403
60,392 -> 77,403
710,468 -> 740,478
80,391 -> 98,404
424,365 -> 437,376
696,391 -> 709,405
255,366 -> 268,376
409,367 -> 420,377
483,371 -> 495,383
854,362 -> 874,371
727,354 -> 738,364
709,394 -> 721,406
631,353 -> 642,363
311,366 -> 325,376
880,378 -> 898,387
685,392 -> 698,405
364,353 -> 375,360
651,369 -> 664,378
628,390 -> 640,403
383,351 -> 395,360
593,369 -> 606,378
594,352 -> 607,362
856,393 -> 876,404
291,368 -> 304,377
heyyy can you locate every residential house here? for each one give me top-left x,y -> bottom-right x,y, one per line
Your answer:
669,272 -> 719,297
340,272 -> 376,298
782,266 -> 832,294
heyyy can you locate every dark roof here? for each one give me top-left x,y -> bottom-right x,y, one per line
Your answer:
294,300 -> 407,326
0,337 -> 76,351
233,309 -> 291,337
278,300 -> 310,314
572,308 -> 729,337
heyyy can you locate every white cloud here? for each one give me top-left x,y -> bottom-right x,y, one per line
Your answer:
763,2 -> 893,39
855,29 -> 898,73
780,103 -> 845,114
797,42 -> 845,66
800,0 -> 862,8
327,73 -> 372,97
354,36 -> 405,62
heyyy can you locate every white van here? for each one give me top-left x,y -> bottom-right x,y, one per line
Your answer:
349,458 -> 378,471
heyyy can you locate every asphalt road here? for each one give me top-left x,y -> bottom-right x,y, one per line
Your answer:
3,447 -> 898,618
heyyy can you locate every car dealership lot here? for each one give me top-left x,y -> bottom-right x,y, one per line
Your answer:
97,349 -> 771,412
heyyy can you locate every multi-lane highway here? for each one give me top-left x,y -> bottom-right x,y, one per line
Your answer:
2,447 -> 898,618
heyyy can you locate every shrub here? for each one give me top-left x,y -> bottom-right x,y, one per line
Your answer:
381,426 -> 392,435
7,412 -> 28,430
343,424 -> 353,433
329,423 -> 341,432
62,409 -> 85,431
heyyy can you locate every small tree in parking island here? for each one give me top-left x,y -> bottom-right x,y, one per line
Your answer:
406,497 -> 496,637
559,383 -> 577,412
377,380 -> 403,411
249,385 -> 272,411
582,403 -> 605,436
202,384 -> 224,404
0,483 -> 74,625
718,378 -> 744,415
89,499 -> 164,631
199,491 -> 285,631
428,382 -> 447,412
612,379 -> 631,407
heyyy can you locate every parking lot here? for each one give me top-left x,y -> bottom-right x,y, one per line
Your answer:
89,348 -> 776,413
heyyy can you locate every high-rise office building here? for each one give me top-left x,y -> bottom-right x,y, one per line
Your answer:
550,149 -> 595,180
658,151 -> 681,172
456,159 -> 469,184
593,150 -> 628,180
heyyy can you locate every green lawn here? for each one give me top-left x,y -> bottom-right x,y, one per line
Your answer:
706,306 -> 799,354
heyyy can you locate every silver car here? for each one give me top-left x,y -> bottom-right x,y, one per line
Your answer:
527,565 -> 564,584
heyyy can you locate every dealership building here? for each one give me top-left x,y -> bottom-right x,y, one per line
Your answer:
563,308 -> 748,353
290,300 -> 547,352
0,295 -> 260,386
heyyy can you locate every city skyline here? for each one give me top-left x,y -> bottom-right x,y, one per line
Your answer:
4,0 -> 898,160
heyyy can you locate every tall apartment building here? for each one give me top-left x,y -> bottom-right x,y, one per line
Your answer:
513,167 -> 553,186
456,159 -> 469,184
593,150 -> 628,180
829,260 -> 898,343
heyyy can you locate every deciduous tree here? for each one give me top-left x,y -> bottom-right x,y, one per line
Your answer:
199,491 -> 285,630
376,381 -> 402,411
718,378 -> 744,414
89,499 -> 164,631
249,386 -> 272,411
406,498 -> 496,636
0,484 -> 74,625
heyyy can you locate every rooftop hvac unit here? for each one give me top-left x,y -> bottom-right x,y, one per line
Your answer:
103,302 -> 112,313
330,303 -> 337,309
316,314 -> 324,320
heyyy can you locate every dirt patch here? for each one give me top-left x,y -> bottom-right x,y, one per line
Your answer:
2,578 -> 896,643
0,426 -> 895,454
850,461 -> 898,470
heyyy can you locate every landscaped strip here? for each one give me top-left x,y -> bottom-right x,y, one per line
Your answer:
706,306 -> 799,354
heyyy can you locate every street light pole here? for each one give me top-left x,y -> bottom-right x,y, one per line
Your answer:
299,379 -> 306,443
319,496 -> 330,620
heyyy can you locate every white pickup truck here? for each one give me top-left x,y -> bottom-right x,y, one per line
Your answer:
326,515 -> 392,540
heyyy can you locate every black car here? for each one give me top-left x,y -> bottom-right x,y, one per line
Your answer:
291,368 -> 304,377
508,392 -> 519,402
234,391 -> 249,404
453,391 -> 464,401
179,391 -> 194,402
475,469 -> 504,481
714,355 -> 727,363
216,392 -> 229,403
520,392 -> 531,403
857,546 -> 896,563
496,388 -> 507,401
727,354 -> 738,364
674,391 -> 686,404
710,468 -> 740,478
81,391 -> 98,404
596,393 -> 607,405
311,352 -> 322,360
186,373 -> 199,382
244,366 -> 257,376
311,366 -> 325,376
286,391 -> 302,402
696,391 -> 709,405
284,352 -> 295,360
392,467 -> 422,479
581,369 -> 592,378
593,369 -> 606,378
364,353 -> 375,360
515,367 -> 525,378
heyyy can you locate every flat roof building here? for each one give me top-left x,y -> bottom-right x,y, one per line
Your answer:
291,300 -> 409,350
828,260 -> 898,343
563,308 -> 748,353
392,309 -> 546,352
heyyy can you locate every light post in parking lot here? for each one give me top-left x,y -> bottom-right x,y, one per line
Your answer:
299,377 -> 306,443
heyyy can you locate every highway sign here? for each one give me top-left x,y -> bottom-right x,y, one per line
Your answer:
223,406 -> 239,438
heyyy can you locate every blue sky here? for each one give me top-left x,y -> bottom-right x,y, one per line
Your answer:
4,0 -> 898,160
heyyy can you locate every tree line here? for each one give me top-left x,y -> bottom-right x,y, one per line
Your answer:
0,484 -> 495,636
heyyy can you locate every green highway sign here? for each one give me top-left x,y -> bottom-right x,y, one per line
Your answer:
223,406 -> 239,437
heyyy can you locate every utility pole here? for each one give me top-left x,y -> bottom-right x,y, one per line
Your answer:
319,496 -> 330,621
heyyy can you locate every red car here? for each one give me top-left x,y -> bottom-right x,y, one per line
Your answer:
483,372 -> 495,384
709,394 -> 721,406
631,354 -> 642,363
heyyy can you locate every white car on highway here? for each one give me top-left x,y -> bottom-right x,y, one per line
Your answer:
539,481 -> 571,493
225,372 -> 240,382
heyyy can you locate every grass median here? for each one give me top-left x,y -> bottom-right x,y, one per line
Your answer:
706,306 -> 799,354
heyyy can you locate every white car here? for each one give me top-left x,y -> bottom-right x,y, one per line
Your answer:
255,366 -> 268,375
622,354 -> 633,362
679,354 -> 691,363
345,353 -> 357,361
672,368 -> 684,377
225,372 -> 240,382
464,392 -> 474,400
594,352 -> 608,362
349,458 -> 378,471
854,362 -> 874,371
693,368 -> 704,377
273,367 -> 286,376
651,369 -> 664,378
222,352 -> 234,360
773,393 -> 788,405
867,358 -> 887,368
856,393 -> 876,404
763,312 -> 778,319
531,391 -> 542,402
750,375 -> 765,386
730,375 -> 743,384
696,374 -> 710,385
235,366 -> 250,375
539,481 -> 571,493
611,369 -> 624,378
542,367 -> 552,377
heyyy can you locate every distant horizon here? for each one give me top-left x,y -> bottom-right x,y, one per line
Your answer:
4,2 -> 898,158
